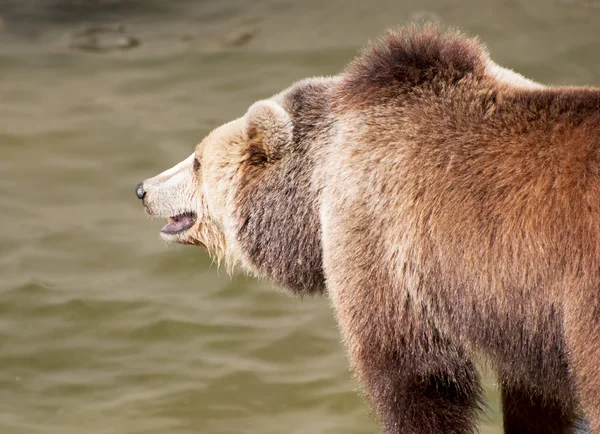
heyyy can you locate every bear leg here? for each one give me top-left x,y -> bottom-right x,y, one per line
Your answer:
500,379 -> 576,434
564,295 -> 600,434
330,286 -> 483,434
321,197 -> 482,433
347,327 -> 482,434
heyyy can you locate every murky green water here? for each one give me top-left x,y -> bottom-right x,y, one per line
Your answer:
1,1 -> 600,433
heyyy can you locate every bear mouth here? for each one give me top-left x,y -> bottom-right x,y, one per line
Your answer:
161,212 -> 197,235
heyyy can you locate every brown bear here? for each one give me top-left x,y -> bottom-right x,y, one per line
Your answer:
136,25 -> 600,434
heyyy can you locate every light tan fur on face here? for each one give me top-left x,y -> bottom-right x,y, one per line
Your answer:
143,106 -> 301,274
142,120 -> 247,264
141,152 -> 198,220
196,118 -> 247,269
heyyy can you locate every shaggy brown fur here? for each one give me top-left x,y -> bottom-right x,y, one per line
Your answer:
139,25 -> 600,434
321,27 -> 600,433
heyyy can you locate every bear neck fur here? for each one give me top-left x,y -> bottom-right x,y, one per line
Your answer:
233,77 -> 337,295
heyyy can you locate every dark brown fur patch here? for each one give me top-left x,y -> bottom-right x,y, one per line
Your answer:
244,128 -> 270,166
336,24 -> 487,109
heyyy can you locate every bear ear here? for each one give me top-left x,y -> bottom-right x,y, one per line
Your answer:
243,100 -> 293,165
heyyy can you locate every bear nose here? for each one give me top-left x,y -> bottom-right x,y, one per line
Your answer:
135,182 -> 146,200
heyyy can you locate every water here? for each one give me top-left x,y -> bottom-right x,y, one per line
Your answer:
1,1 -> 599,433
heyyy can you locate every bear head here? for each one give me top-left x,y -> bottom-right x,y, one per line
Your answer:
138,78 -> 334,295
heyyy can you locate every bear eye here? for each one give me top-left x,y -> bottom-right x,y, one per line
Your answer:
193,157 -> 201,172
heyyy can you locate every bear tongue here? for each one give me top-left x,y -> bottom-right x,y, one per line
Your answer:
161,214 -> 195,234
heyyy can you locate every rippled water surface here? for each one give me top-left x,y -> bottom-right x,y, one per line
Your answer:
2,1 -> 600,433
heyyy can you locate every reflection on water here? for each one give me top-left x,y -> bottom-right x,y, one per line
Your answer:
1,1 -> 599,433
